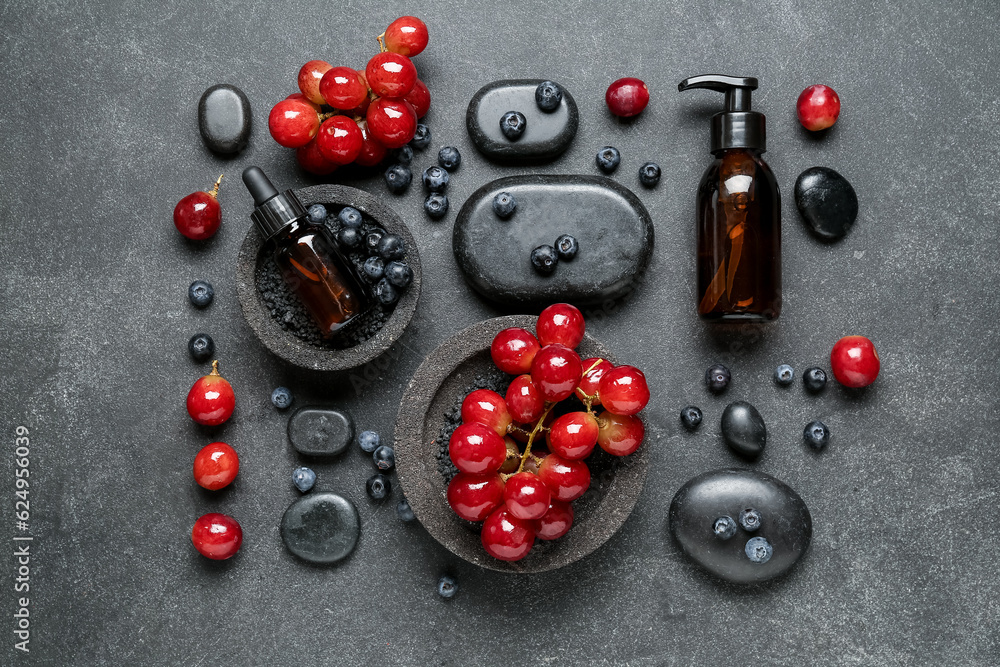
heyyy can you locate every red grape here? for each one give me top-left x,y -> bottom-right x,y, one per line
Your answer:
268,97 -> 320,148
447,472 -> 504,521
598,365 -> 649,416
384,16 -> 429,57
537,454 -> 590,502
296,139 -> 339,175
596,411 -> 645,456
530,344 -> 583,402
503,472 -> 552,521
576,357 -> 612,405
319,66 -> 369,110
505,374 -> 545,423
481,507 -> 536,561
173,176 -> 222,240
606,77 -> 650,117
316,115 -> 364,165
365,52 -> 417,99
547,411 -> 599,460
491,327 -> 541,375
797,84 -> 841,131
830,335 -> 880,388
298,59 -> 332,105
191,513 -> 242,560
448,423 -> 507,474
353,119 -> 387,167
404,78 -> 431,118
186,360 -> 235,426
193,441 -> 239,490
537,303 -> 585,348
536,500 -> 574,540
461,389 -> 512,437
366,98 -> 418,149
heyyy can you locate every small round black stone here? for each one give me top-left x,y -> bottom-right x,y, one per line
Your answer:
280,492 -> 360,564
286,407 -> 354,457
721,401 -> 766,460
198,84 -> 251,155
794,166 -> 859,241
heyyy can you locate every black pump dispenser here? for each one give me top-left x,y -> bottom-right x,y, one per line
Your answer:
678,75 -> 765,153
242,166 -> 307,238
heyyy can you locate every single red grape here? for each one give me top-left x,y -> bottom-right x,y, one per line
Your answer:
491,328 -> 541,375
319,66 -> 369,110
576,357 -> 612,405
365,52 -> 418,98
298,59 -> 332,105
193,441 -> 239,490
530,344 -> 583,402
505,374 -> 545,423
186,360 -> 235,426
461,389 -> 512,437
404,78 -> 431,118
353,119 -> 387,167
547,411 -> 599,460
536,500 -> 574,540
316,115 -> 364,165
537,454 -> 590,502
447,472 -> 505,521
797,84 -> 841,131
481,506 -> 536,561
597,411 -> 645,456
268,97 -> 320,148
830,335 -> 880,388
503,472 -> 552,521
173,175 -> 222,240
448,422 -> 507,474
296,139 -> 339,175
191,512 -> 242,560
536,303 -> 585,348
598,365 -> 649,416
366,97 -> 418,149
384,16 -> 429,57
606,77 -> 650,117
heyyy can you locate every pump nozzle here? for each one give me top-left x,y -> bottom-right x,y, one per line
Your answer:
678,74 -> 766,153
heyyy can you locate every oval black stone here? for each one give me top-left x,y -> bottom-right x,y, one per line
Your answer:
669,468 -> 812,583
198,84 -> 251,155
287,407 -> 353,457
794,166 -> 858,241
280,492 -> 360,564
466,80 -> 578,163
721,401 -> 766,460
453,175 -> 654,306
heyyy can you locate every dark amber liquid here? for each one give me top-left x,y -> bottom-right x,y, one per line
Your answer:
271,219 -> 369,336
696,148 -> 781,321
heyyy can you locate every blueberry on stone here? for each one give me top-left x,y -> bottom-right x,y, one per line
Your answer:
680,405 -> 703,431
705,363 -> 731,393
394,145 -> 413,165
438,146 -> 461,171
337,227 -> 362,249
357,430 -> 381,453
188,333 -> 215,362
364,229 -> 385,255
774,364 -> 795,386
424,193 -> 449,219
373,445 -> 395,472
385,261 -> 413,289
639,162 -> 661,187
422,166 -> 449,192
378,234 -> 405,261
188,280 -> 214,308
535,81 -> 563,112
292,467 -> 316,493
338,206 -> 363,229
803,367 -> 827,393
384,164 -> 412,194
596,146 -> 621,173
804,420 -> 830,449
492,192 -> 517,219
366,473 -> 391,500
500,111 -> 527,140
271,386 -> 293,410
713,515 -> 737,540
307,204 -> 328,224
739,508 -> 762,532
745,536 -> 773,564
375,278 -> 399,306
363,256 -> 385,282
555,234 -> 579,261
437,575 -> 458,599
397,499 -> 415,522
531,244 -> 558,275
411,124 -> 431,149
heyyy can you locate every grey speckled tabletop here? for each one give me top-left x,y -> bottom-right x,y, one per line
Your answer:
1,1 -> 998,665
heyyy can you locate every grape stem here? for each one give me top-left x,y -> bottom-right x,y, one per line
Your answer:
513,402 -> 555,475
577,358 -> 604,415
376,32 -> 387,53
209,359 -> 221,377
208,174 -> 223,199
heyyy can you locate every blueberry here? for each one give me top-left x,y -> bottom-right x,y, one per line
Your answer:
424,193 -> 449,219
188,333 -> 215,362
292,467 -> 316,493
338,206 -> 363,229
394,145 -> 413,165
745,536 -> 773,564
363,256 -> 385,282
422,166 -> 449,192
639,162 -> 661,187
705,363 -> 731,392
270,386 -> 293,410
337,227 -> 363,249
378,233 -> 405,261
596,146 -> 621,173
804,420 -> 830,449
357,430 -> 381,453
492,192 -> 517,219
531,244 -> 558,275
364,229 -> 385,255
535,81 -> 563,112
437,575 -> 458,599
410,124 -> 431,149
397,499 -> 415,522
188,280 -> 214,308
373,445 -> 395,472
438,146 -> 461,171
500,111 -> 527,140
555,234 -> 579,261
384,164 -> 412,194
375,278 -> 399,306
385,261 -> 413,289
366,473 -> 391,500
774,364 -> 795,386
680,405 -> 703,431
713,515 -> 737,540
307,204 -> 328,224
803,367 -> 827,392
739,508 -> 762,532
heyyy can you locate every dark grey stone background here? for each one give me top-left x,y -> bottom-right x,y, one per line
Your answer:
1,1 -> 997,665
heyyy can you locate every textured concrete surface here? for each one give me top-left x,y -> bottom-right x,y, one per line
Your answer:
0,0 -> 998,665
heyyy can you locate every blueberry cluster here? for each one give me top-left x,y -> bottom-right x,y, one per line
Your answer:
357,430 -> 404,507
382,123 -> 431,195
419,144 -> 461,220
531,234 -> 579,276
713,508 -> 772,563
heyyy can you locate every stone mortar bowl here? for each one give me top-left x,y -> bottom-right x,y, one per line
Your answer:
395,315 -> 648,573
236,184 -> 420,372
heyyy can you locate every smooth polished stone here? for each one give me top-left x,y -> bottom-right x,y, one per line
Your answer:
198,84 -> 251,155
794,166 -> 859,241
287,407 -> 353,457
280,492 -> 360,564
721,401 -> 766,460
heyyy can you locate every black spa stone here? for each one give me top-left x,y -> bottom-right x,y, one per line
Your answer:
669,468 -> 812,583
453,175 -> 653,306
197,84 -> 251,155
287,407 -> 354,457
794,166 -> 859,241
720,401 -> 766,460
280,492 -> 360,564
466,80 -> 578,163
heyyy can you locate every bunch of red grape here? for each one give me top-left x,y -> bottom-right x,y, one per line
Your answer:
447,304 -> 651,562
267,16 -> 431,175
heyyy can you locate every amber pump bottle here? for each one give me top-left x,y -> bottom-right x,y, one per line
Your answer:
242,166 -> 369,336
678,75 -> 781,321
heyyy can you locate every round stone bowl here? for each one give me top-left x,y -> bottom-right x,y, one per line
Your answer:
394,315 -> 648,573
236,184 -> 420,372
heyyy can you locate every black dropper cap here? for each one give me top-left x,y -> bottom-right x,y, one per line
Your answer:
678,75 -> 765,154
242,166 -> 307,238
